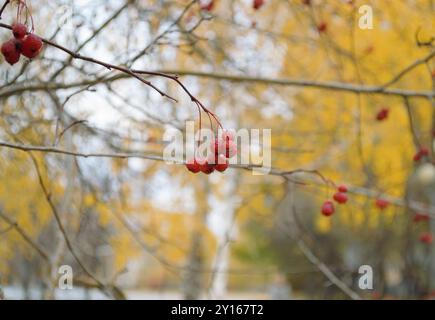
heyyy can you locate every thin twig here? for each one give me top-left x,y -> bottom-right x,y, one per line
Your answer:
0,210 -> 50,261
1,140 -> 434,216
28,153 -> 126,300
0,0 -> 10,19
381,50 -> 435,88
0,22 -> 177,102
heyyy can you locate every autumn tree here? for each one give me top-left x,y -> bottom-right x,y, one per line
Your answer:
0,0 -> 434,300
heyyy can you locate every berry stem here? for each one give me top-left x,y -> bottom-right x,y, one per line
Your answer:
194,101 -> 202,152
206,111 -> 214,132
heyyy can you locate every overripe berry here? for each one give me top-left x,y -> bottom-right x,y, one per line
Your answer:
12,23 -> 27,39
253,0 -> 265,10
317,22 -> 327,33
338,184 -> 348,193
376,108 -> 389,121
22,34 -> 43,59
413,213 -> 429,223
420,232 -> 433,244
215,154 -> 228,172
186,158 -> 201,173
375,198 -> 389,210
321,200 -> 335,217
333,192 -> 348,204
1,39 -> 21,65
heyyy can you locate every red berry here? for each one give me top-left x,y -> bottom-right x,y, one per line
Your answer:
321,200 -> 335,217
376,108 -> 389,121
338,184 -> 348,193
420,147 -> 429,156
211,138 -> 237,158
1,39 -> 21,65
317,22 -> 327,33
224,140 -> 237,158
413,213 -> 430,223
215,154 -> 228,172
333,192 -> 348,204
12,23 -> 27,39
198,157 -> 215,174
186,158 -> 200,173
200,0 -> 214,11
419,233 -> 433,245
375,198 -> 389,210
413,147 -> 429,162
253,0 -> 265,10
22,34 -> 43,59
221,130 -> 236,143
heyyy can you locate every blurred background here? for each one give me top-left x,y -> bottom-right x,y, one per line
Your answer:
0,0 -> 434,300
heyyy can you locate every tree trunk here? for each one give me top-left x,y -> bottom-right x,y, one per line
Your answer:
182,179 -> 209,300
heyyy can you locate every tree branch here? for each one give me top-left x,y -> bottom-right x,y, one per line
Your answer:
1,140 -> 434,216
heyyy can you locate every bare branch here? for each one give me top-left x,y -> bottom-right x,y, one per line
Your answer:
0,210 -> 50,261
28,152 -> 126,300
1,140 -> 434,216
381,50 -> 435,88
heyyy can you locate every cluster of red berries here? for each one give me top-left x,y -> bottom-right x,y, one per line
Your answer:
1,23 -> 42,65
376,107 -> 389,121
413,147 -> 429,162
321,184 -> 348,216
321,186 -> 395,217
186,130 -> 237,175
